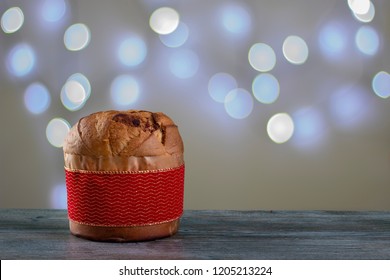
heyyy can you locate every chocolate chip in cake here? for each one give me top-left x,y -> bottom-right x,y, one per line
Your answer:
112,113 -> 140,127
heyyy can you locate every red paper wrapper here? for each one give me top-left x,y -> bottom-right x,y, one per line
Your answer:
65,164 -> 185,227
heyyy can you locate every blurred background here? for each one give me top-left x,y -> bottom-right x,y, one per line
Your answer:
0,0 -> 389,210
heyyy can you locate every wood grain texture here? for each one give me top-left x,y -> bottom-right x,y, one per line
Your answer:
1,209 -> 390,259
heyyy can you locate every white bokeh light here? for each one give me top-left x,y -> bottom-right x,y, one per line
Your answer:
372,71 -> 390,99
61,83 -> 85,111
224,88 -> 254,119
248,43 -> 276,72
46,118 -> 71,148
282,35 -> 309,65
267,113 -> 294,144
149,7 -> 179,35
110,75 -> 140,107
1,7 -> 24,33
24,83 -> 51,115
67,73 -> 91,98
353,1 -> 375,22
208,72 -> 237,103
61,73 -> 91,111
348,0 -> 371,15
64,23 -> 91,51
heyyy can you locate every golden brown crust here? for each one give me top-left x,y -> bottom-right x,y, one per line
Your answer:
69,219 -> 180,242
63,110 -> 183,159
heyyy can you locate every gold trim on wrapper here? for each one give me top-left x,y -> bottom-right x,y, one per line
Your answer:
64,163 -> 184,174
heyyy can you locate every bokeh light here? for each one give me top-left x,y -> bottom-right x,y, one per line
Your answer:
329,86 -> 369,128
24,83 -> 51,115
355,25 -> 379,56
252,73 -> 279,104
220,3 -> 251,34
61,81 -> 86,111
292,107 -> 326,148
149,7 -> 179,35
46,118 -> 71,148
50,183 -> 67,209
118,36 -> 147,67
159,22 -> 189,48
6,43 -> 35,77
282,35 -> 309,65
224,88 -> 254,119
267,113 -> 294,144
1,7 -> 24,33
169,49 -> 199,79
67,73 -> 91,98
348,0 -> 371,15
110,74 -> 140,107
353,1 -> 375,22
208,72 -> 237,103
372,71 -> 390,99
318,22 -> 348,58
64,23 -> 91,51
61,73 -> 91,111
248,43 -> 276,72
41,0 -> 67,22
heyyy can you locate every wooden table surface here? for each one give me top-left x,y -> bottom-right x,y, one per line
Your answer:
1,209 -> 390,259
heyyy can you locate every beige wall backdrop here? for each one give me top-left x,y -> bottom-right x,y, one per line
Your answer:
1,0 -> 389,210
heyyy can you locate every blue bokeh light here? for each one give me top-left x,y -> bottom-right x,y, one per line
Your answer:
208,72 -> 237,103
50,183 -> 67,209
329,86 -> 369,128
169,49 -> 199,79
292,107 -> 326,148
252,73 -> 279,104
110,75 -> 140,107
24,83 -> 51,115
159,22 -> 189,48
355,25 -> 379,56
224,88 -> 254,119
318,22 -> 348,58
220,4 -> 251,35
6,43 -> 36,77
372,71 -> 390,99
41,0 -> 67,22
118,36 -> 147,67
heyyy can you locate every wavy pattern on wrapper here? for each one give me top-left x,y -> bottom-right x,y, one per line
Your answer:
65,164 -> 185,227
